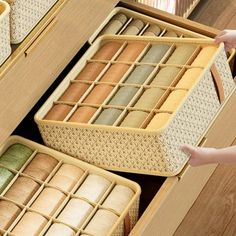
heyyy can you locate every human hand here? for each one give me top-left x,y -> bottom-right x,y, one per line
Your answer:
215,30 -> 236,50
180,144 -> 216,166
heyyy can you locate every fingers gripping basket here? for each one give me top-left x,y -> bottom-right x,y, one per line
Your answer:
4,0 -> 58,43
0,0 -> 11,66
0,136 -> 140,236
35,36 -> 236,177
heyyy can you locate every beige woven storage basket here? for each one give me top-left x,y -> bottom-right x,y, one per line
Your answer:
88,7 -> 235,62
0,0 -> 11,66
0,136 -> 140,236
35,36 -> 236,177
4,0 -> 58,43
88,7 -> 206,44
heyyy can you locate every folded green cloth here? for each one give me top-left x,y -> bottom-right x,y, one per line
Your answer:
0,167 -> 14,193
94,109 -> 123,125
109,87 -> 139,106
141,44 -> 170,63
0,144 -> 33,170
125,65 -> 154,84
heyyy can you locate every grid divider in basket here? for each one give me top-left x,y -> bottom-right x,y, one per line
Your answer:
137,22 -> 150,36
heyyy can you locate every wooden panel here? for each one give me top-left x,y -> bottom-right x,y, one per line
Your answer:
130,165 -> 217,236
0,0 -> 119,144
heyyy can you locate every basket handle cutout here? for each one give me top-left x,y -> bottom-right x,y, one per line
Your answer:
124,213 -> 131,236
210,64 -> 225,104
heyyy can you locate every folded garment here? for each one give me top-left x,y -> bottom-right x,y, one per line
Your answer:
134,87 -> 165,109
146,113 -> 171,130
141,44 -> 170,63
93,108 -> 123,125
108,86 -> 139,106
125,65 -> 154,84
150,67 -> 181,86
23,153 -> 58,181
0,143 -> 33,170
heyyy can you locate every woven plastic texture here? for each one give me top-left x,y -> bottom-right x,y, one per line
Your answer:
0,0 -> 11,65
6,0 -> 57,43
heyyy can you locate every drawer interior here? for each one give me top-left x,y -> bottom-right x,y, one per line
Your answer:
11,43 -> 167,222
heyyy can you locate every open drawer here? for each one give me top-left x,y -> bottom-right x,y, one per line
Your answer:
11,76 -> 236,236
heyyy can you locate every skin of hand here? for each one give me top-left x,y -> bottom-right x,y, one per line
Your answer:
180,145 -> 216,166
215,29 -> 236,50
180,145 -> 236,166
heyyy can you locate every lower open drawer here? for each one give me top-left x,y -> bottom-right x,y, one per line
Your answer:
7,80 -> 236,235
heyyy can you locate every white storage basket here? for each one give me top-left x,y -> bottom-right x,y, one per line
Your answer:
5,0 -> 58,43
0,0 -> 11,66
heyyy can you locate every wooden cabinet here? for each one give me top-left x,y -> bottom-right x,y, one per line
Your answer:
0,1 -> 235,235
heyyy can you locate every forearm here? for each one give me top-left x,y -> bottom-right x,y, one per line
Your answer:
210,145 -> 236,163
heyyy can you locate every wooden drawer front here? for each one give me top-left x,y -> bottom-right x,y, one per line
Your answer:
130,88 -> 236,236
0,0 -> 119,144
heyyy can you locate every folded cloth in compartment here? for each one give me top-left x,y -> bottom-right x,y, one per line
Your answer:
120,111 -> 148,128
0,144 -> 33,170
100,64 -> 130,83
121,19 -> 144,35
160,90 -> 187,112
92,42 -> 122,60
116,42 -> 146,61
191,46 -> 217,67
100,13 -> 127,35
57,198 -> 93,228
142,25 -> 161,36
141,44 -> 170,63
44,104 -> 73,121
31,188 -> 66,216
23,153 -> 58,181
45,223 -> 75,236
49,164 -> 84,192
166,45 -> 197,65
125,65 -> 154,84
75,174 -> 111,202
0,167 -> 14,193
108,86 -> 139,106
83,84 -> 113,104
93,108 -> 123,125
150,67 -> 181,86
134,88 -> 165,109
4,177 -> 40,205
0,200 -> 21,230
75,62 -> 106,81
58,83 -> 90,103
176,68 -> 202,89
163,31 -> 178,37
11,212 -> 47,236
68,106 -> 97,123
84,209 -> 118,236
102,185 -> 134,214
146,113 -> 171,130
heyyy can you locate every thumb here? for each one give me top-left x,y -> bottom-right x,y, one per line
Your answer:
180,144 -> 196,155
